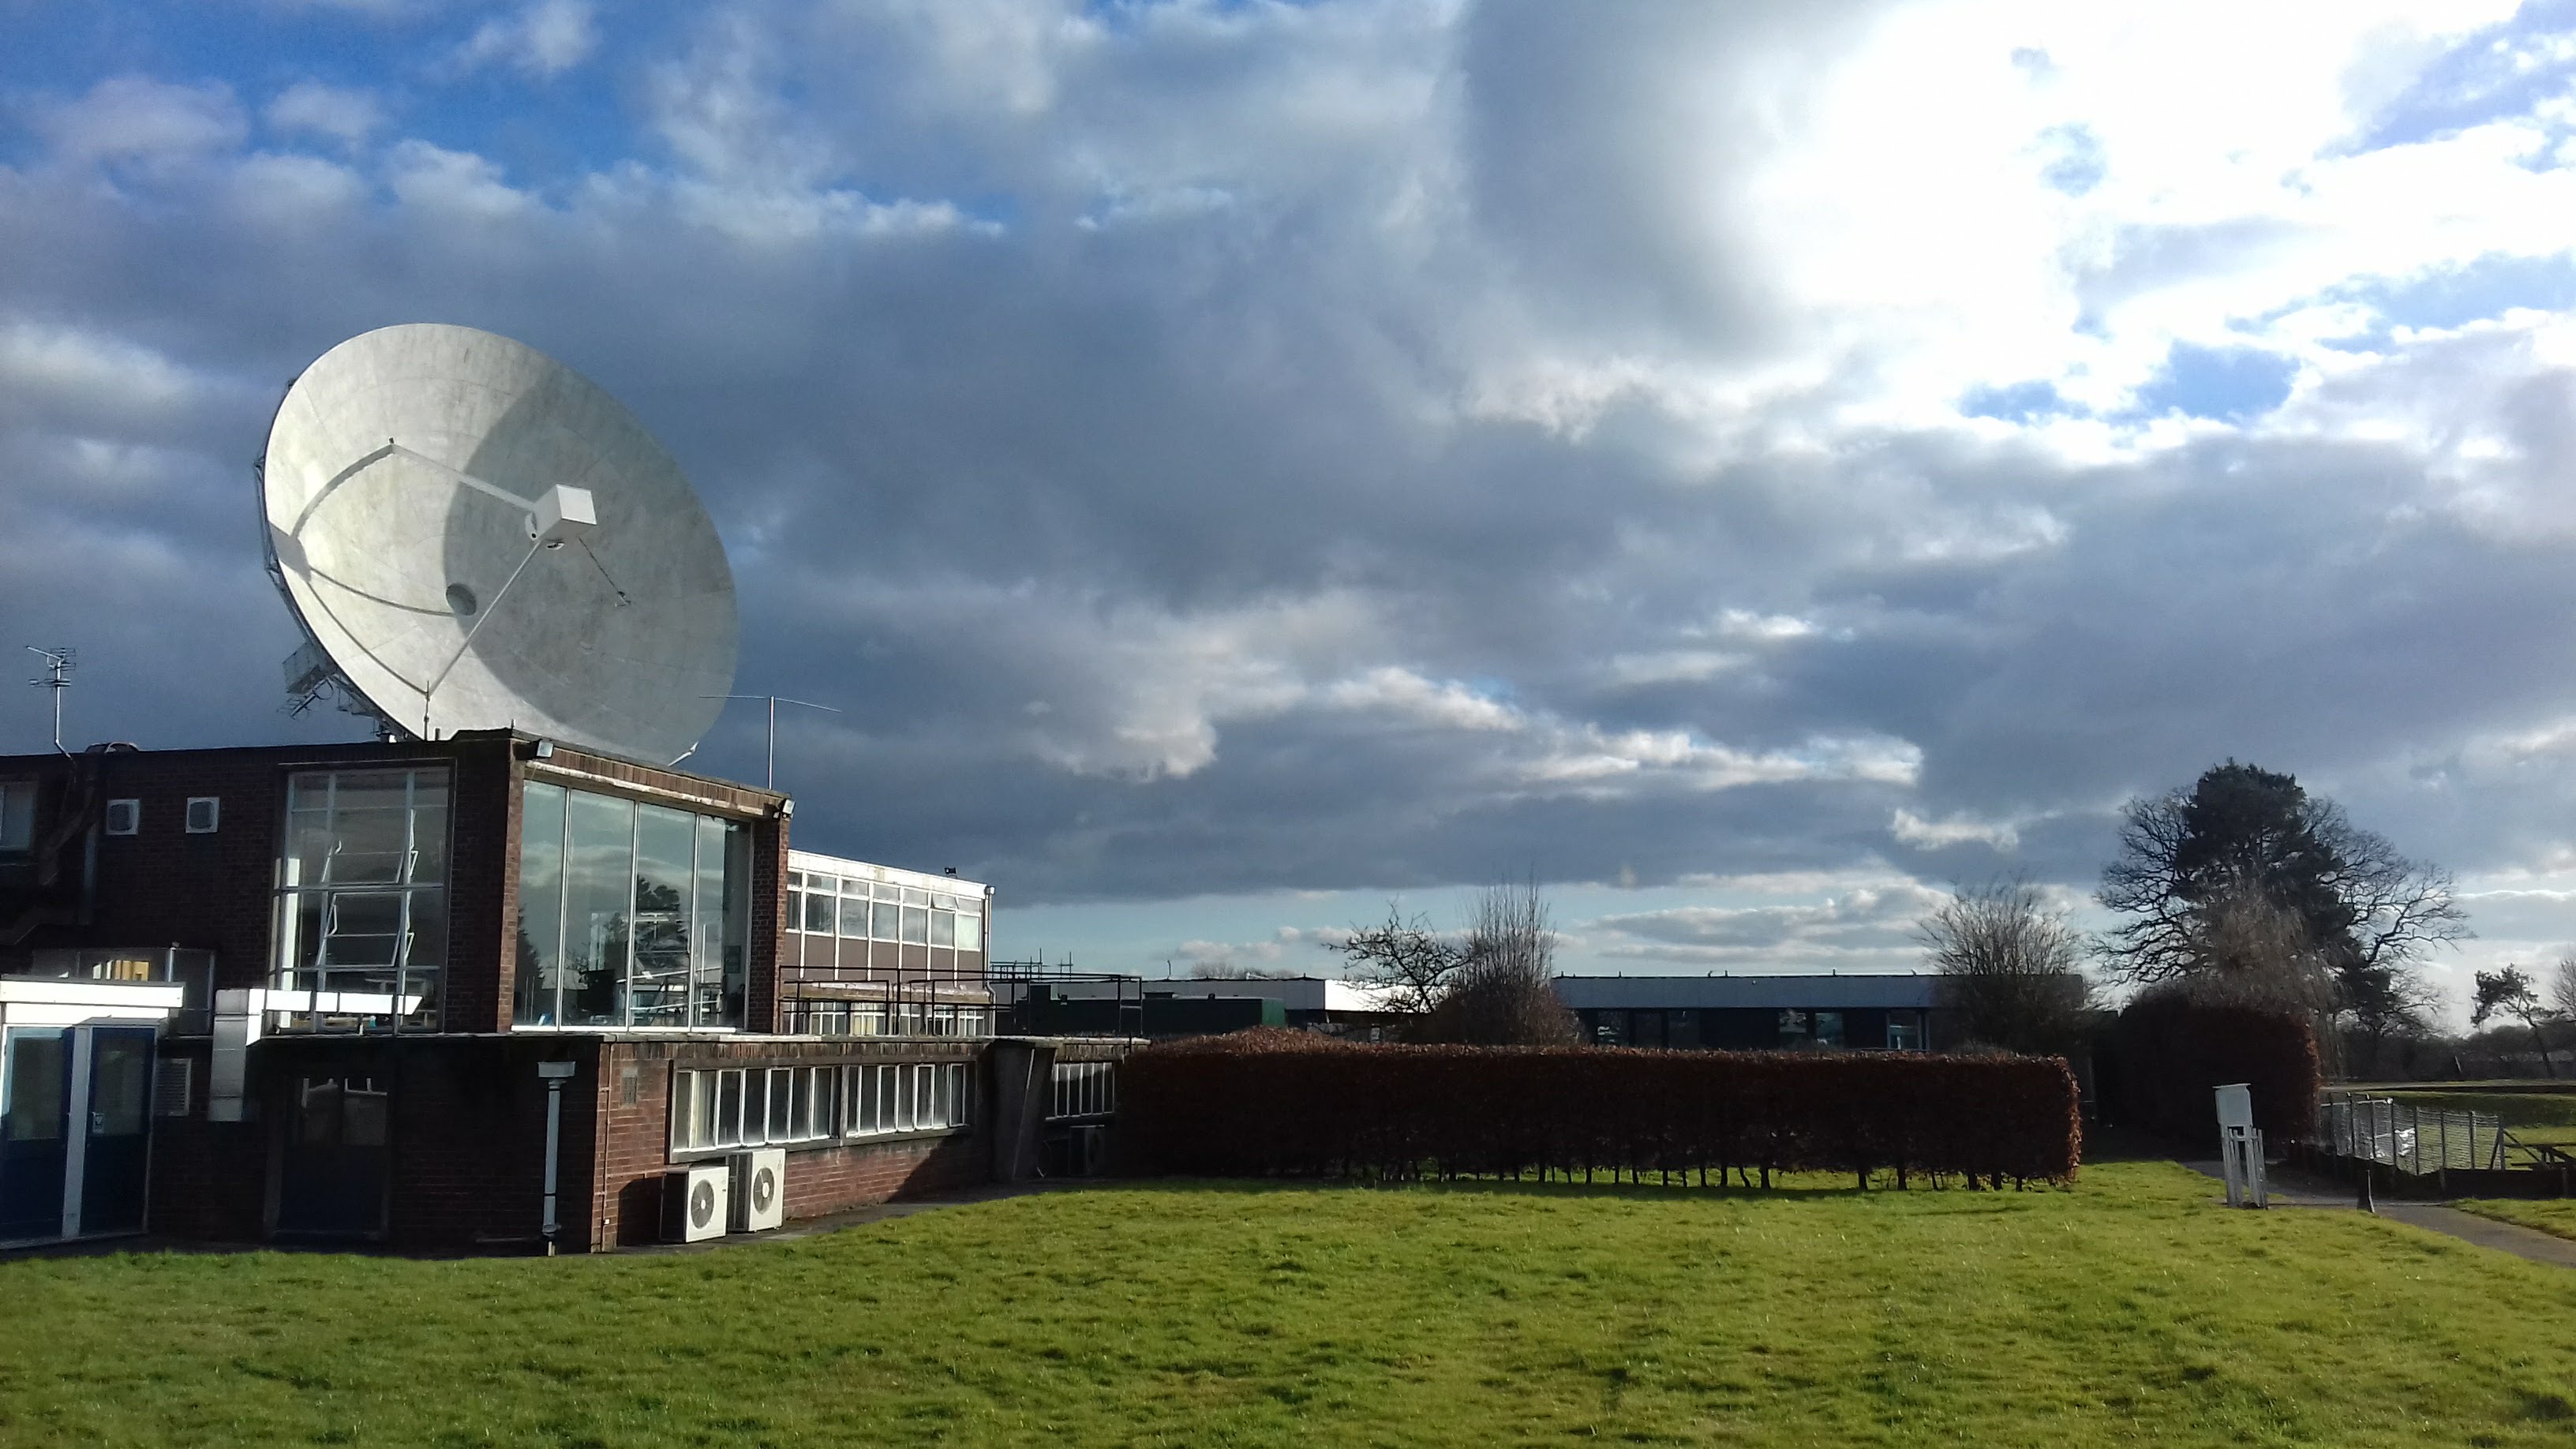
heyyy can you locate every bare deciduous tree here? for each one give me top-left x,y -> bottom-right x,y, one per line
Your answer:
1916,878 -> 2093,1056
1420,880 -> 1581,1046
1331,904 -> 1462,1017
2551,953 -> 2576,1024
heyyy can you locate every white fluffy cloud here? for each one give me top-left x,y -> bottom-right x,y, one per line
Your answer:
454,0 -> 600,80
9,0 -> 2576,982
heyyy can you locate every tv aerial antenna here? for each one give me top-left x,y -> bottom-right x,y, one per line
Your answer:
703,694 -> 841,790
257,324 -> 737,764
25,646 -> 73,756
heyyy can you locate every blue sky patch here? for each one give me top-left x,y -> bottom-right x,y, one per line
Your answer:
2132,343 -> 2295,423
2347,0 -> 2576,153
1960,380 -> 2075,424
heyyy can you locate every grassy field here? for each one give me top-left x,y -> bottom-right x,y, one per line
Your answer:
4,1163 -> 2575,1447
2454,1198 -> 2576,1244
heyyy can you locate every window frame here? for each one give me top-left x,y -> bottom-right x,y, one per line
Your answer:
270,768 -> 451,1032
514,780 -> 751,1032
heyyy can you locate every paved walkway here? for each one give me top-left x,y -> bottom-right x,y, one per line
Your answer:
2181,1159 -> 2576,1268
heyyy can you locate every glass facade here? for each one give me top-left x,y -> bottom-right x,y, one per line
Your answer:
514,781 -> 751,1029
272,769 -> 450,1031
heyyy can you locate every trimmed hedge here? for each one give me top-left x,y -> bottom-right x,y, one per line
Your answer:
2114,995 -> 2320,1142
1122,1032 -> 2082,1189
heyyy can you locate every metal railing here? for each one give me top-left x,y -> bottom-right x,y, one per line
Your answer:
778,956 -> 995,1038
2315,1095 -> 2511,1174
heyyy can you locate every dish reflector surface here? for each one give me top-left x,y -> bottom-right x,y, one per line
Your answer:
263,324 -> 736,763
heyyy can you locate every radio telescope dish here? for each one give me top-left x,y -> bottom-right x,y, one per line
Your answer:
260,324 -> 736,764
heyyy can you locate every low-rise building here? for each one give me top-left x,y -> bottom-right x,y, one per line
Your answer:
1553,974 -> 1952,1051
0,732 -> 1118,1253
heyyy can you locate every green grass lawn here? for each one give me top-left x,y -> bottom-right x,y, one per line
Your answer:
2454,1198 -> 2576,1244
5,1163 -> 2575,1447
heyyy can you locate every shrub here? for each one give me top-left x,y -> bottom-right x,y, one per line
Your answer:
1121,1037 -> 2081,1189
2113,994 -> 2320,1141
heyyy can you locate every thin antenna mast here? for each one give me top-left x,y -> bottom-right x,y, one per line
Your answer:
703,694 -> 843,789
25,646 -> 74,756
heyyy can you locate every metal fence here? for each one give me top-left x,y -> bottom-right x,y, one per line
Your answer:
2316,1095 -> 2510,1174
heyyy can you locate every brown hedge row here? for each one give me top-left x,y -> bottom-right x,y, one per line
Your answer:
2114,995 -> 2320,1142
1121,1035 -> 2082,1189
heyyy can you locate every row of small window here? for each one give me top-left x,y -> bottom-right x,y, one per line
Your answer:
784,1002 -> 991,1038
1050,1060 -> 1115,1121
668,1062 -> 972,1153
786,879 -> 983,952
1583,1008 -> 1926,1050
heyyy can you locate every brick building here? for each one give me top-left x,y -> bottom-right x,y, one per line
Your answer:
0,731 -> 1121,1252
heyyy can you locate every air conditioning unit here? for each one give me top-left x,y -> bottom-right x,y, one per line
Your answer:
729,1148 -> 785,1233
662,1163 -> 728,1243
1070,1124 -> 1108,1178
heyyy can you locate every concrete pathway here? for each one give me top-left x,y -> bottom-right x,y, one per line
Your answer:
2181,1159 -> 2576,1268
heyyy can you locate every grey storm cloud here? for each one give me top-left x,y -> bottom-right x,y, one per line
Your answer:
5,0 -> 2576,998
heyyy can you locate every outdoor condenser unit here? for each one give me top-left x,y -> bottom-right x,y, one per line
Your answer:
1070,1124 -> 1108,1178
729,1148 -> 785,1233
663,1163 -> 729,1244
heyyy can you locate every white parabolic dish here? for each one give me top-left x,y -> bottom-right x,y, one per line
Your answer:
262,324 -> 737,764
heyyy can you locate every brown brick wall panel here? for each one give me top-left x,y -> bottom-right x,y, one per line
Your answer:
590,1038 -> 994,1249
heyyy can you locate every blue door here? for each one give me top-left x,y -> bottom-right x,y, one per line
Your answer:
76,1029 -> 155,1237
0,1030 -> 70,1241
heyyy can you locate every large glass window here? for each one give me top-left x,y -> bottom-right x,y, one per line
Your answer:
0,781 -> 35,853
273,769 -> 449,1031
514,781 -> 751,1029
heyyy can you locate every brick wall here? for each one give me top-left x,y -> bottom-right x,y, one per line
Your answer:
1,736 -> 515,1015
148,1035 -> 605,1252
590,1037 -> 991,1249
2,732 -> 785,1034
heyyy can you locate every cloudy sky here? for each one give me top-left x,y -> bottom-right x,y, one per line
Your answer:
6,1 -> 2575,1015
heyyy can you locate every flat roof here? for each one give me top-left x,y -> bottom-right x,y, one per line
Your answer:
788,848 -> 990,900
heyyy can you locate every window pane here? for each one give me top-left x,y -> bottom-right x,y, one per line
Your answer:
803,890 -> 835,934
515,783 -> 566,1026
692,817 -> 732,1028
407,797 -> 450,888
785,888 -> 803,932
630,806 -> 695,1028
717,824 -> 751,1028
872,902 -> 900,942
900,906 -> 928,945
4,1032 -> 65,1141
672,1070 -> 698,1151
956,911 -> 981,953
766,1068 -> 793,1143
561,790 -> 635,1027
930,910 -> 954,948
343,1082 -> 389,1148
715,1069 -> 743,1147
949,1063 -> 968,1126
839,895 -> 869,938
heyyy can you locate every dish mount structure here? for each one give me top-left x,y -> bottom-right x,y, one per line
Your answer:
259,324 -> 738,766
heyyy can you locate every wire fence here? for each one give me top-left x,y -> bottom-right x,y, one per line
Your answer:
2315,1095 -> 2510,1174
